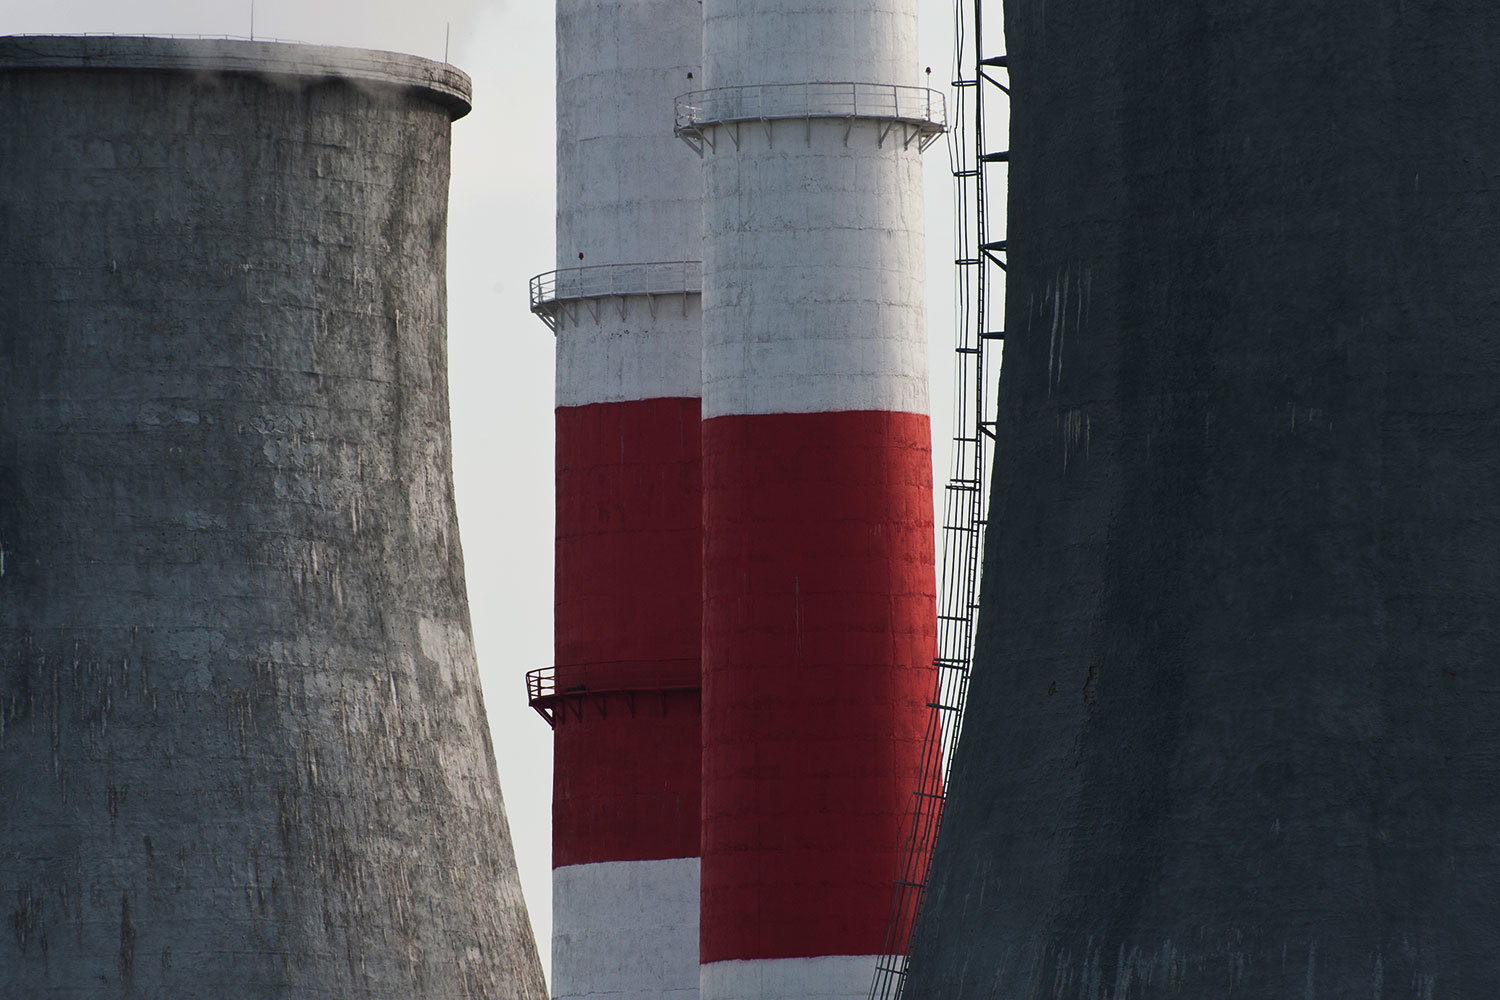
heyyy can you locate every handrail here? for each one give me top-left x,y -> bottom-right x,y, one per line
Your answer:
674,81 -> 947,151
525,664 -> 700,727
528,260 -> 703,330
526,666 -> 557,705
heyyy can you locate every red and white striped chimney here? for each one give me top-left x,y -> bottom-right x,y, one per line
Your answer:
533,2 -> 703,998
688,1 -> 944,997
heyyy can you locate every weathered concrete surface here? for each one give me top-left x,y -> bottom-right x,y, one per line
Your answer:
905,3 -> 1500,996
0,37 -> 546,999
556,0 -> 701,270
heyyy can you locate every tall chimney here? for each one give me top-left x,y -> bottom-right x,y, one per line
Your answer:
687,5 -> 945,997
531,3 -> 705,999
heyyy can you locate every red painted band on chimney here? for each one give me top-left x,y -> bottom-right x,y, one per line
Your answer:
700,408 -> 937,963
556,397 -> 703,673
553,396 -> 703,868
552,690 -> 702,867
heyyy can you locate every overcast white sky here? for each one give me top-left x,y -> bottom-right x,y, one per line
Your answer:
0,0 -> 987,982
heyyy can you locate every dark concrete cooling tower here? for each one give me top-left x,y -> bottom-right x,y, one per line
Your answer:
905,4 -> 1500,997
0,36 -> 546,998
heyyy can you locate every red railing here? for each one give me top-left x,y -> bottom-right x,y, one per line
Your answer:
525,663 -> 699,727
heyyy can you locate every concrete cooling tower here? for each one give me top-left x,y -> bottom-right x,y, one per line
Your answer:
0,36 -> 546,999
905,3 -> 1500,996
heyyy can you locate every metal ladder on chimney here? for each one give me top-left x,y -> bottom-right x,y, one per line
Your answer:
869,0 -> 1008,995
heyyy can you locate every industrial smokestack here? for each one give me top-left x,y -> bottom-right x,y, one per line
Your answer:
0,36 -> 545,999
906,4 -> 1500,995
530,3 -> 704,999
687,5 -> 945,998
